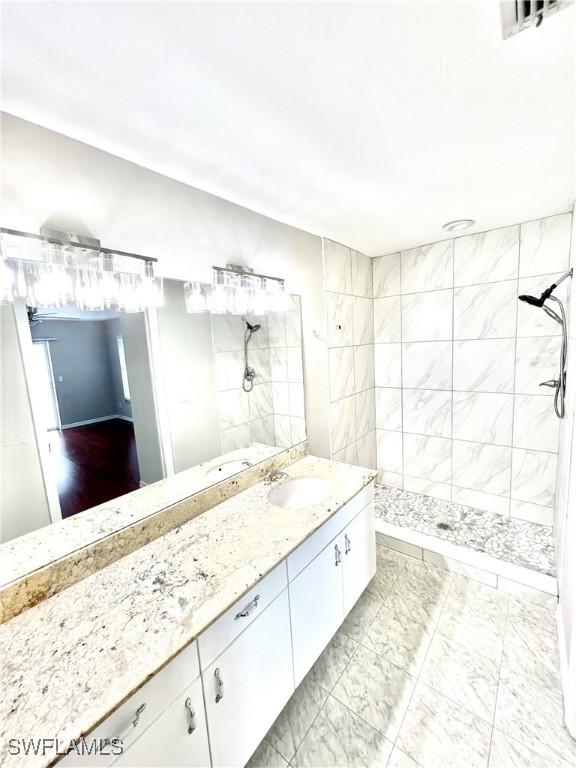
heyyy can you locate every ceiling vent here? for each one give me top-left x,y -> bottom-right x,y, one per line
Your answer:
501,0 -> 573,38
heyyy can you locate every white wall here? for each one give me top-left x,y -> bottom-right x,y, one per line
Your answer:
1,113 -> 331,458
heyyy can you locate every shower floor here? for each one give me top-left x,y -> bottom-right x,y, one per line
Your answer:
374,484 -> 556,583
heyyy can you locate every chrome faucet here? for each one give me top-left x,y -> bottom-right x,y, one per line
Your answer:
264,470 -> 289,485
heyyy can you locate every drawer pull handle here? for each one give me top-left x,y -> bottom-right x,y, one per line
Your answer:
345,534 -> 351,555
185,697 -> 196,734
234,594 -> 260,620
215,668 -> 224,703
132,703 -> 146,728
335,544 -> 342,566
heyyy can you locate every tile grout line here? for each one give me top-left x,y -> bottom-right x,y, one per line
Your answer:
508,229 -> 522,518
450,237 -> 455,504
487,595 -> 511,765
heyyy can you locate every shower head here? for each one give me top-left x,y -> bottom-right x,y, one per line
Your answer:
518,270 -> 573,309
518,293 -> 546,307
245,320 -> 261,333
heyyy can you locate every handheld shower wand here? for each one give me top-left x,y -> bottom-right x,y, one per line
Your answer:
518,269 -> 572,418
242,320 -> 261,392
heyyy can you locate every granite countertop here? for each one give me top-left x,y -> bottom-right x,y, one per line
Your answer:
0,443 -> 283,590
0,455 -> 376,768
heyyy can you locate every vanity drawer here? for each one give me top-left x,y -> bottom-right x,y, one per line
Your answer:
198,560 -> 288,671
287,482 -> 374,581
60,640 -> 200,765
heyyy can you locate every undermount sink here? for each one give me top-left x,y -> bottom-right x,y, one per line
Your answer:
206,459 -> 252,481
267,476 -> 332,509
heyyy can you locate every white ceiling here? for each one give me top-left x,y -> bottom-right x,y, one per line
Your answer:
1,1 -> 574,256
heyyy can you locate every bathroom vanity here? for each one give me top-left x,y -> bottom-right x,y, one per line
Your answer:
0,454 -> 376,768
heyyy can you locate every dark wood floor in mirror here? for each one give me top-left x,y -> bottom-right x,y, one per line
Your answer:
48,419 -> 140,519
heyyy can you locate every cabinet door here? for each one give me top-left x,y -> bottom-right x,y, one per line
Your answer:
112,677 -> 210,768
342,503 -> 376,615
289,538 -> 344,686
203,590 -> 294,768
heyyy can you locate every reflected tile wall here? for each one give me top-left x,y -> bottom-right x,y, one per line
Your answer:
215,301 -> 306,452
324,238 -> 376,469
373,212 -> 572,521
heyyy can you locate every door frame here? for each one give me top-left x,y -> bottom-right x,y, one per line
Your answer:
31,338 -> 61,431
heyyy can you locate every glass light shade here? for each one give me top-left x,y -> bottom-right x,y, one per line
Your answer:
184,281 -> 208,313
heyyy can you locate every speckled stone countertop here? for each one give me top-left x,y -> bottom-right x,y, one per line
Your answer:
374,484 -> 555,576
0,443 -> 283,589
0,455 -> 376,768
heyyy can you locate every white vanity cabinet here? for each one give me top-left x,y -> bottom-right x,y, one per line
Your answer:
341,502 -> 377,614
201,590 -> 294,767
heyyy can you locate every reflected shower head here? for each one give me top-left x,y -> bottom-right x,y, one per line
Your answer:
245,321 -> 261,333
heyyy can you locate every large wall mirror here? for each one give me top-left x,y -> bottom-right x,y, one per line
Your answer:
1,277 -> 306,544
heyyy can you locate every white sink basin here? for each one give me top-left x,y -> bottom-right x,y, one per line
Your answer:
206,459 -> 252,481
267,476 -> 332,509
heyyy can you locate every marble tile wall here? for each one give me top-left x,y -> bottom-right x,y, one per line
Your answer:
323,239 -> 377,469
212,300 -> 306,452
373,211 -> 574,524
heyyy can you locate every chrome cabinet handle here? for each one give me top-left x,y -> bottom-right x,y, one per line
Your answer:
214,668 -> 224,703
234,594 -> 260,620
185,697 -> 196,734
132,703 -> 146,728
334,544 -> 341,566
345,534 -> 351,555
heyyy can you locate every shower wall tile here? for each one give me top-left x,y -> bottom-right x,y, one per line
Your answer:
250,415 -> 276,445
331,395 -> 357,454
249,382 -> 274,420
285,310 -> 302,347
374,296 -> 402,342
512,395 -> 559,453
376,429 -> 403,474
286,347 -> 303,383
326,292 -> 354,347
452,441 -> 512,497
451,487 -> 511,517
274,415 -> 292,448
272,382 -> 290,416
373,252 -> 400,298
352,250 -> 373,298
375,343 -> 402,388
333,440 -> 358,465
452,392 -> 513,446
353,297 -> 374,345
356,388 -> 376,439
373,212 -> 570,518
218,388 -> 250,429
329,347 -> 355,400
402,341 -> 452,390
221,423 -> 250,452
515,336 -> 562,395
453,225 -> 519,287
510,499 -> 554,526
403,433 -> 452,484
251,348 -> 272,383
376,387 -> 402,431
402,389 -> 452,438
511,448 -> 557,507
212,314 -> 245,352
453,280 -> 517,340
268,313 -> 286,348
453,338 -> 515,393
401,240 -> 453,293
270,347 -> 288,381
403,475 -> 452,502
215,350 -> 244,391
519,212 -> 572,278
324,239 -> 353,294
354,344 -> 375,392
401,290 -> 453,342
357,430 -> 377,469
245,314 -> 270,349
517,273 -> 568,337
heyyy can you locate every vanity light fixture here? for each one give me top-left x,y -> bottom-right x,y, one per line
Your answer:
442,219 -> 475,233
0,227 -> 163,312
184,264 -> 290,315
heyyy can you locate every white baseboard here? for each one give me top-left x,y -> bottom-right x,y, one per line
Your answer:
60,414 -> 134,429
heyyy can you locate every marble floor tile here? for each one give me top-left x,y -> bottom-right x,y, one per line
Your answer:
382,569 -> 448,630
386,747 -> 422,768
340,587 -> 383,643
266,675 -> 328,762
420,633 -> 499,722
308,628 -> 359,693
494,669 -> 576,767
332,643 -> 415,740
247,739 -> 290,768
362,603 -> 434,675
435,591 -> 507,663
293,694 -> 393,768
397,683 -> 492,768
488,728 -> 564,768
502,603 -> 560,690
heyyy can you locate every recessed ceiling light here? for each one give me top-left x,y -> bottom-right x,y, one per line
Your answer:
442,219 -> 475,233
